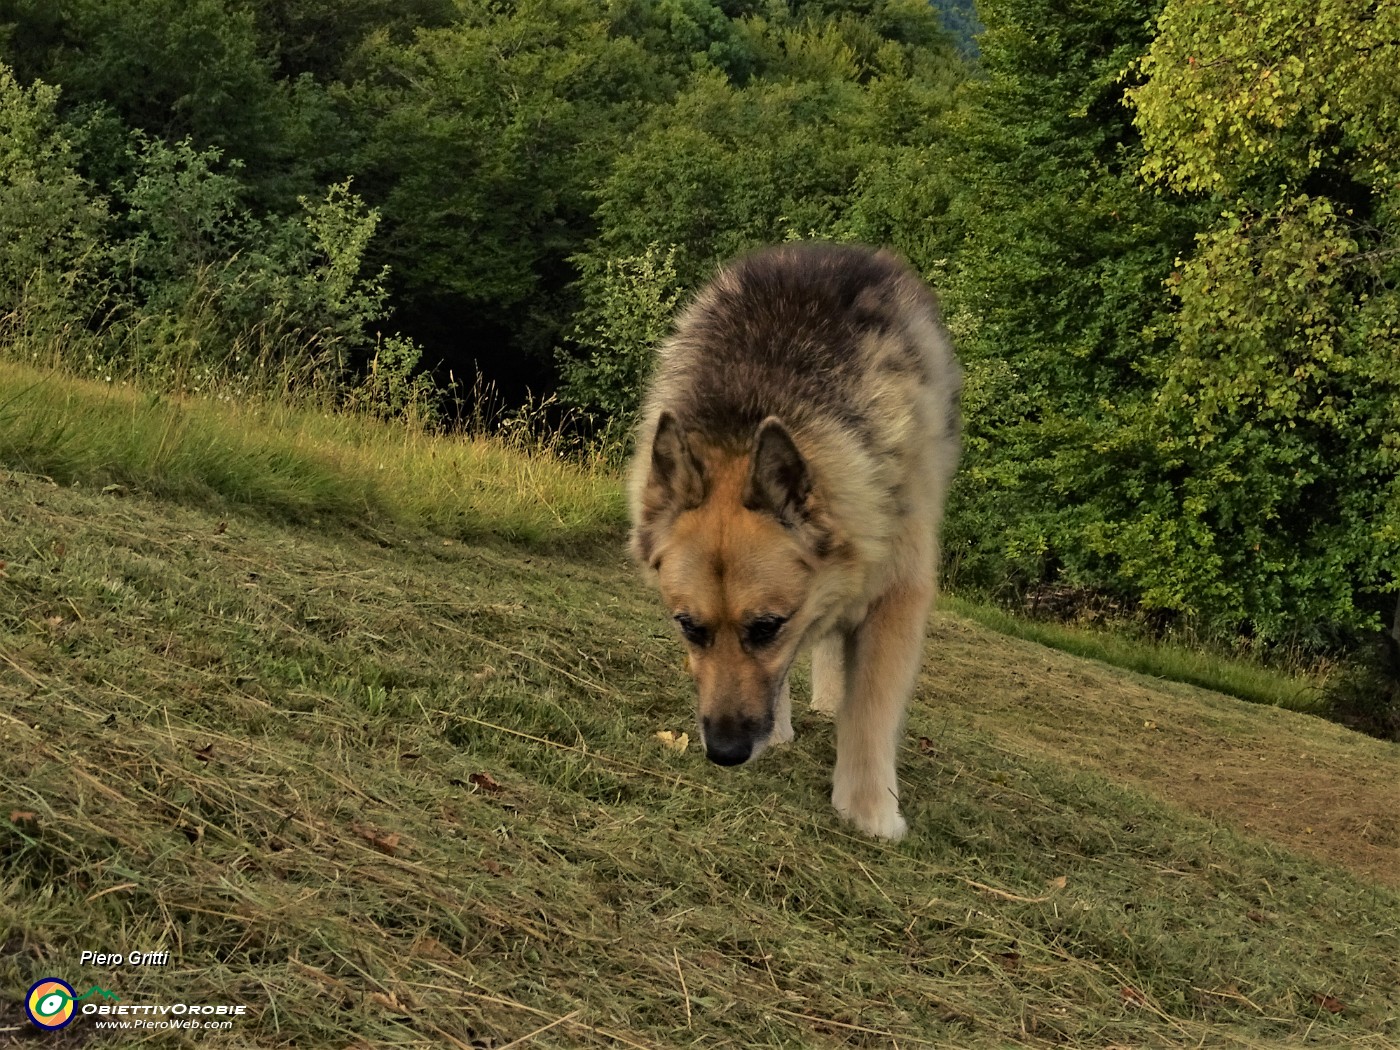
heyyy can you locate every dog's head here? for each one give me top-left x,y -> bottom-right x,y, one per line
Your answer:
633,412 -> 848,766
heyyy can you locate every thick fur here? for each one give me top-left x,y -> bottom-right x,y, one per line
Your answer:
628,242 -> 961,841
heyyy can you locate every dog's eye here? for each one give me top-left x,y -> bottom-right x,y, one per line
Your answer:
673,614 -> 710,647
744,615 -> 788,648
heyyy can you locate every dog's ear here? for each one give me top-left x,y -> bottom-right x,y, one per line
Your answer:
647,411 -> 706,508
633,411 -> 706,564
744,416 -> 811,524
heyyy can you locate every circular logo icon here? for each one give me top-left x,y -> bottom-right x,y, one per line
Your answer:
26,978 -> 77,1030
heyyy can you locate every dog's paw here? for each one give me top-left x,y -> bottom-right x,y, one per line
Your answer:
832,787 -> 907,842
770,718 -> 795,746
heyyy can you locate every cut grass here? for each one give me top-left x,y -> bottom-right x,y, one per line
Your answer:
0,358 -> 626,548
2,473 -> 1398,1048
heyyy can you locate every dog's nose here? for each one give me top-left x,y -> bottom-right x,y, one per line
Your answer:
702,716 -> 759,766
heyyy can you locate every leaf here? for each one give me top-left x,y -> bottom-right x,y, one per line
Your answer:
9,810 -> 38,827
991,951 -> 1021,972
1120,986 -> 1149,1008
1312,993 -> 1344,1014
351,822 -> 403,857
467,771 -> 504,794
654,730 -> 690,753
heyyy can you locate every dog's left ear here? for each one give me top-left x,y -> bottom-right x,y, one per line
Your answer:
744,416 -> 811,524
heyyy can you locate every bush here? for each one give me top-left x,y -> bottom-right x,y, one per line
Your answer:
0,64 -> 108,347
557,244 -> 682,422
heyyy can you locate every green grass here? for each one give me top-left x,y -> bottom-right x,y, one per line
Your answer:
942,595 -> 1327,715
0,359 -> 626,548
3,400 -> 1400,1047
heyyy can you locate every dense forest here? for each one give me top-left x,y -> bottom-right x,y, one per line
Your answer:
1,1 -> 1396,674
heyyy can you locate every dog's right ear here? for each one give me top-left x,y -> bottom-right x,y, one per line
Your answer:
632,411 -> 705,564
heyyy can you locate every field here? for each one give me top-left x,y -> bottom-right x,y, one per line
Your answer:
2,370 -> 1399,1048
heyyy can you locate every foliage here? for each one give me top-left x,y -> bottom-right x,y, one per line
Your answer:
100,140 -> 390,386
935,0 -> 1203,606
1120,0 -> 1400,642
559,245 -> 683,421
560,8 -> 963,419
342,0 -> 675,361
0,65 -> 107,336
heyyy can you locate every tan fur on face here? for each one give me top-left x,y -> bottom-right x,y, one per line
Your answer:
652,452 -> 817,743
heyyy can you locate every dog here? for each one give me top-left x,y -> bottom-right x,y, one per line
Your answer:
627,242 -> 962,841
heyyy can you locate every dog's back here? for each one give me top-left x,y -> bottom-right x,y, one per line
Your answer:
634,242 -> 961,577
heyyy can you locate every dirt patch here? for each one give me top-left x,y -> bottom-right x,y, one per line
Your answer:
923,614 -> 1400,887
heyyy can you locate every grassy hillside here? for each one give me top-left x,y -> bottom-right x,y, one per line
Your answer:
2,396 -> 1399,1047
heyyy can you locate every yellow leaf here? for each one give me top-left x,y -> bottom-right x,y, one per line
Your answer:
655,730 -> 690,754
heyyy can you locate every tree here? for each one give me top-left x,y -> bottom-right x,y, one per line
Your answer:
558,5 -> 964,418
1122,0 -> 1400,642
0,64 -> 107,338
936,0 -> 1203,604
342,0 -> 674,374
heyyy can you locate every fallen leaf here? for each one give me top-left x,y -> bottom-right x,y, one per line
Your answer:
655,730 -> 690,753
917,736 -> 936,755
1120,986 -> 1148,1008
468,771 -> 504,794
213,521 -> 227,536
351,823 -> 403,856
46,615 -> 64,627
9,810 -> 38,826
991,951 -> 1021,972
193,743 -> 214,763
1312,993 -> 1344,1014
1143,720 -> 1158,731
1046,875 -> 1068,891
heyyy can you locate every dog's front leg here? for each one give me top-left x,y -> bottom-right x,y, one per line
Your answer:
831,583 -> 932,841
771,675 -> 794,745
810,631 -> 845,716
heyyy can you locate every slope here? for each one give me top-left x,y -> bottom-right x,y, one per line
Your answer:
1,472 -> 1397,1048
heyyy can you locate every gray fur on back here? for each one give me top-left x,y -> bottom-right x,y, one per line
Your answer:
647,242 -> 954,450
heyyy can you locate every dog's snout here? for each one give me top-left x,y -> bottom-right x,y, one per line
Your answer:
702,715 -> 763,766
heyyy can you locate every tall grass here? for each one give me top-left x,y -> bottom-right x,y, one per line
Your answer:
0,358 -> 625,546
942,594 -> 1328,714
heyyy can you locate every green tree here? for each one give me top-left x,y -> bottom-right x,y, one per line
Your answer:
561,6 -> 963,417
1120,0 -> 1400,641
936,0 -> 1202,603
0,64 -> 107,340
343,0 -> 673,365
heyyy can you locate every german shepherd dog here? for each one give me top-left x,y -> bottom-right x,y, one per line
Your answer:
628,242 -> 961,840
